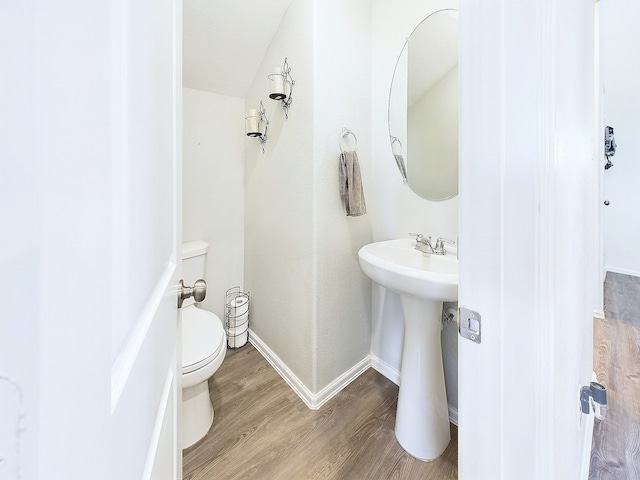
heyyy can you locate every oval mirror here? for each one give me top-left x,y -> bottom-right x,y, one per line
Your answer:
388,10 -> 459,201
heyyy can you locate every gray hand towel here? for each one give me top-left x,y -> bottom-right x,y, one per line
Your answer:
339,150 -> 367,216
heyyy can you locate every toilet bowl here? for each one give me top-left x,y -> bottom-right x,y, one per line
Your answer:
181,240 -> 227,449
181,304 -> 226,449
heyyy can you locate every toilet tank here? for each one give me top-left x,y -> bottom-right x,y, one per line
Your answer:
182,241 -> 209,306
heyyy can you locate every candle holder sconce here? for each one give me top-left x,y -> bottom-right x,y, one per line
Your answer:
245,101 -> 269,153
268,58 -> 295,119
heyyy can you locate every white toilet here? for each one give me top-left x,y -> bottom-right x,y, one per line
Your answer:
181,240 -> 226,449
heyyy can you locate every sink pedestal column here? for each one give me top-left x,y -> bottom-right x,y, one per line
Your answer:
395,295 -> 450,461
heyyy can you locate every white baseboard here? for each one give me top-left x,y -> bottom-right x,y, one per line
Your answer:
449,406 -> 458,426
371,354 -> 400,385
248,329 -> 370,410
606,266 -> 640,278
249,331 -> 458,422
370,354 -> 458,425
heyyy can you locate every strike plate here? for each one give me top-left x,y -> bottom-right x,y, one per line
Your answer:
459,306 -> 481,344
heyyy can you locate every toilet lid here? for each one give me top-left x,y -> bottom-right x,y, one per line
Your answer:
182,306 -> 225,374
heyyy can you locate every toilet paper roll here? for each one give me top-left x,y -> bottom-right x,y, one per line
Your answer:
227,312 -> 248,330
227,324 -> 248,348
229,295 -> 249,317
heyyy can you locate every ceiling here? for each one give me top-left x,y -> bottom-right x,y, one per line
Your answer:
183,0 -> 292,98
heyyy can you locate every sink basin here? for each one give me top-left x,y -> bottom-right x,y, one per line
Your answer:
358,238 -> 459,461
358,238 -> 457,301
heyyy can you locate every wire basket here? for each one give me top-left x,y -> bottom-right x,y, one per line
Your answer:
225,287 -> 250,349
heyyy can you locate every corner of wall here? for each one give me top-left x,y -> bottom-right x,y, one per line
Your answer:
312,0 -> 374,392
243,0 -> 316,390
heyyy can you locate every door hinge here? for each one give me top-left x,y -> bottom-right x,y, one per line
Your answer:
580,382 -> 607,419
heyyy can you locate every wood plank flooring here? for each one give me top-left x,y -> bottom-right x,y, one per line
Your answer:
183,344 -> 458,479
590,272 -> 640,480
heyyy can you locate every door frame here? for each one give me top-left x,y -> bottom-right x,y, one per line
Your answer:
458,0 -> 598,478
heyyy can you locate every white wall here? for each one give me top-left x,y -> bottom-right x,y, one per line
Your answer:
244,0 -> 373,395
371,0 -> 459,412
601,0 -> 640,277
313,0 -> 373,391
244,0 -> 316,389
182,88 -> 245,318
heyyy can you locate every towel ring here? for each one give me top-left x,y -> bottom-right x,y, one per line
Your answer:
340,127 -> 358,153
390,136 -> 403,155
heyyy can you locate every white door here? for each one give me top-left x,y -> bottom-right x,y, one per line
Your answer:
0,1 -> 182,479
458,0 -> 597,478
109,0 -> 182,477
600,0 -> 640,278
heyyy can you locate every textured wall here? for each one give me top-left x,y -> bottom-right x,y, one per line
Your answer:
243,0 -> 373,393
313,0 -> 373,391
244,0 -> 316,388
183,88 -> 245,319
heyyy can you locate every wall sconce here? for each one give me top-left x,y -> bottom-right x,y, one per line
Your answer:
268,57 -> 295,119
245,100 -> 269,153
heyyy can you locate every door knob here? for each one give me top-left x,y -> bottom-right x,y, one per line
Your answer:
178,279 -> 207,308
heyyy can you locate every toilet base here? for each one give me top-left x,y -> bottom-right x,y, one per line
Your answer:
182,380 -> 214,449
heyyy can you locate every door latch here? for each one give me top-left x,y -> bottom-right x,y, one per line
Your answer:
459,306 -> 481,344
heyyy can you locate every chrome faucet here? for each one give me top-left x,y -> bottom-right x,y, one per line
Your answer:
410,233 -> 436,254
410,233 -> 456,255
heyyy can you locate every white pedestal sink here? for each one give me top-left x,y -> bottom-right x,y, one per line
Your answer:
358,238 -> 458,461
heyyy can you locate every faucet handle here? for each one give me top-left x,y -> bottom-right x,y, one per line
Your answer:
435,237 -> 456,254
436,237 -> 456,247
409,232 -> 425,241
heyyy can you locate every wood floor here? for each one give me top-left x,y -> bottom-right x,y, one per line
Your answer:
590,272 -> 640,480
183,344 -> 458,479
